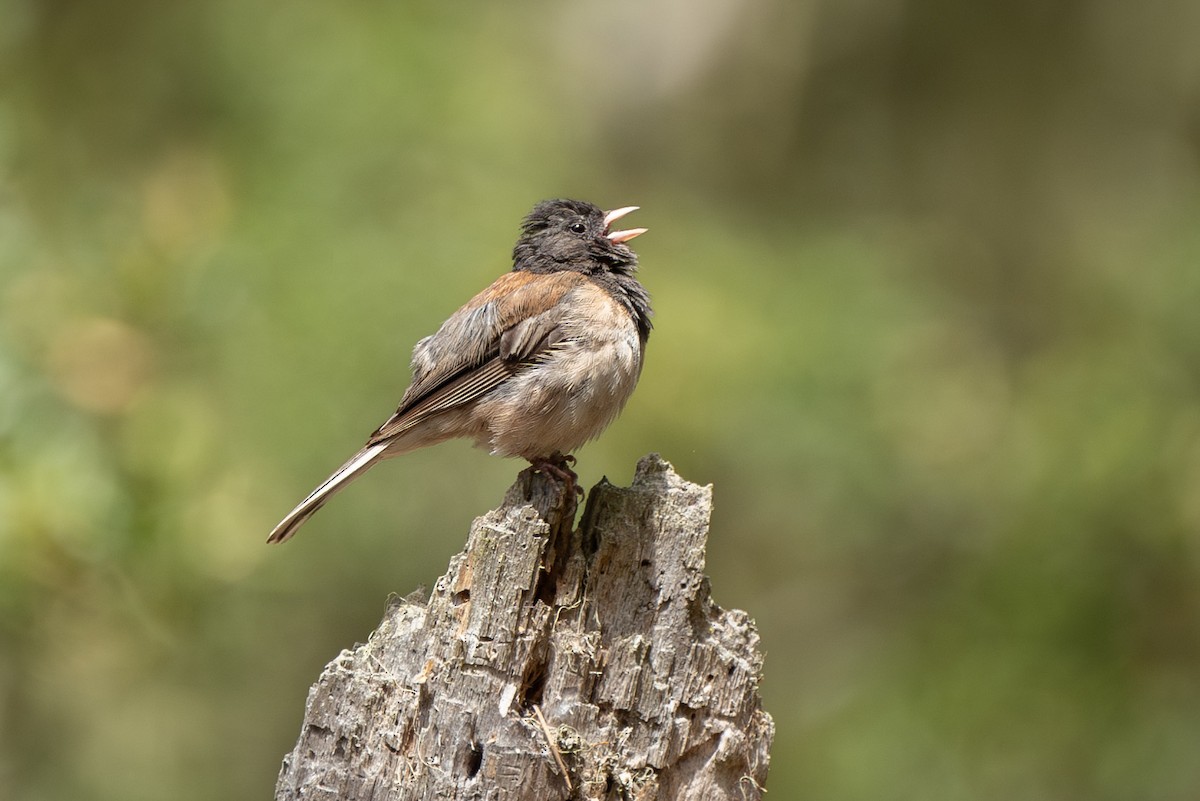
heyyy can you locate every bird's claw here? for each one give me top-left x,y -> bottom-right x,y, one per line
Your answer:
527,453 -> 584,497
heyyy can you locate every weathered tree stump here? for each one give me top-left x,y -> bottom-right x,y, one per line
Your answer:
274,454 -> 773,800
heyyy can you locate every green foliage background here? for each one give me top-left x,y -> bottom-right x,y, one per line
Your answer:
2,1 -> 1199,798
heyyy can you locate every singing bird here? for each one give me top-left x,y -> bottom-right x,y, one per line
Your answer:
267,199 -> 651,543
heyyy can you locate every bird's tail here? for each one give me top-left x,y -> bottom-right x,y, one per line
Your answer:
267,442 -> 390,544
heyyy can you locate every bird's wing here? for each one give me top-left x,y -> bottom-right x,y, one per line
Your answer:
366,270 -> 584,444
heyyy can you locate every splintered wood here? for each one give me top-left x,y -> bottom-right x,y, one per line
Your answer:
274,455 -> 773,800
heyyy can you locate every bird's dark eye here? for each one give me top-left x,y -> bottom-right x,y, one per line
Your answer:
569,222 -> 586,234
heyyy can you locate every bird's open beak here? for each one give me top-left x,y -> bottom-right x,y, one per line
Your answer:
604,206 -> 647,244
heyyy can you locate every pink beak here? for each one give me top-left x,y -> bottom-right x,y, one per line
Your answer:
603,206 -> 647,244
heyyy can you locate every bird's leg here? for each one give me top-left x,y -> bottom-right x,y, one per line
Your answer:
525,452 -> 584,497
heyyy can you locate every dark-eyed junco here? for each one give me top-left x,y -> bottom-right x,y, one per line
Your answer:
267,199 -> 651,543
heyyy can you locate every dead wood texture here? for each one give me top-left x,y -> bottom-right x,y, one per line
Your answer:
274,454 -> 773,800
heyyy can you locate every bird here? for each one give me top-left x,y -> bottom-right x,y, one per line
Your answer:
267,199 -> 652,544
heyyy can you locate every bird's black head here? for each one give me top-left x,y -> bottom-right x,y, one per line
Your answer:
512,198 -> 646,275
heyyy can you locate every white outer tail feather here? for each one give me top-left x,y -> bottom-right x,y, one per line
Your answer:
267,442 -> 390,543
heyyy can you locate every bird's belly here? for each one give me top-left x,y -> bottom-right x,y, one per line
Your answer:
472,327 -> 643,460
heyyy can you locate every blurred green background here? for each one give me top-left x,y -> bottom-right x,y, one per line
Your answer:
2,0 -> 1199,798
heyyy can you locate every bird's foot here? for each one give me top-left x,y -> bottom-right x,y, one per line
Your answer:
526,453 -> 584,497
